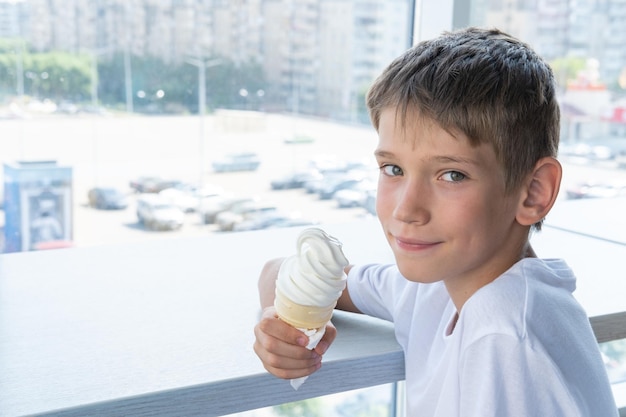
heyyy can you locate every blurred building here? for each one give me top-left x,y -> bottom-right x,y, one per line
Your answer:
0,0 -> 411,119
2,0 -> 626,116
468,0 -> 626,89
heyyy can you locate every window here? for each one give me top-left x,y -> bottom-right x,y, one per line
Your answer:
0,0 -> 413,249
1,0 -> 624,415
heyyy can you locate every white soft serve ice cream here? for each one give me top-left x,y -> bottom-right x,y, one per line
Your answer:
274,227 -> 349,330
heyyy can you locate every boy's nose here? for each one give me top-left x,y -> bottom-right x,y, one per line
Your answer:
392,180 -> 431,225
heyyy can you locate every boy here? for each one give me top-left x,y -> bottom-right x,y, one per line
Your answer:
254,27 -> 617,416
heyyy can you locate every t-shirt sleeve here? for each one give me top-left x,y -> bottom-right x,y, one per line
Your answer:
347,263 -> 411,322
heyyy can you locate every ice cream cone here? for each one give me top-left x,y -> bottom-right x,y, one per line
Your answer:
272,227 -> 349,390
275,287 -> 335,330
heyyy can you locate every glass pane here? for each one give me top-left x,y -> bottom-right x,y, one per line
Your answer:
602,340 -> 626,385
222,383 -> 398,417
0,0 -> 413,250
0,0 -> 414,415
464,0 -> 626,412
2,0 -> 625,415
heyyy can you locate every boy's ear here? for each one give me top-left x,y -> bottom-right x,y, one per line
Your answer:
516,157 -> 562,226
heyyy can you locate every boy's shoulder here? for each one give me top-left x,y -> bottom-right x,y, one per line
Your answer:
460,258 -> 580,338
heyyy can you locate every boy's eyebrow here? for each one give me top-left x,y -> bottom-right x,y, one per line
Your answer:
375,149 -> 479,166
430,155 -> 479,166
374,149 -> 395,158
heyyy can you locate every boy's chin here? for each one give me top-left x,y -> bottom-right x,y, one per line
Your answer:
395,260 -> 443,284
401,274 -> 443,284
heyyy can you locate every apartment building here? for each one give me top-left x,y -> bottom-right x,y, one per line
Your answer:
0,0 -> 411,117
0,0 -> 25,38
2,0 -> 625,117
473,0 -> 626,88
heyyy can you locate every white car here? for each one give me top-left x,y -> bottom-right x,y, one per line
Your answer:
212,152 -> 261,173
333,180 -> 377,208
136,195 -> 185,231
159,185 -> 223,213
215,200 -> 278,231
232,210 -> 313,232
199,195 -> 255,224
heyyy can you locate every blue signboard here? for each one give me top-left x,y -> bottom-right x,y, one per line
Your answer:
3,161 -> 73,253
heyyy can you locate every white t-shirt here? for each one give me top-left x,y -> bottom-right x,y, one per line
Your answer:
347,258 -> 618,417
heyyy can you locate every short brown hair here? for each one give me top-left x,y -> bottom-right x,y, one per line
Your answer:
366,27 -> 560,193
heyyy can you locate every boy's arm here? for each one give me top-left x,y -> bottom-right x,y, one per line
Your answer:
258,257 -> 283,309
336,265 -> 361,313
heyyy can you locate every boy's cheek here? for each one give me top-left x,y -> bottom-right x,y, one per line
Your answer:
375,189 -> 392,220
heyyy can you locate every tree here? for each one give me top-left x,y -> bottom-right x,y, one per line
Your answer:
273,398 -> 325,417
550,57 -> 588,92
97,54 -> 267,114
0,48 -> 91,101
0,46 -> 268,114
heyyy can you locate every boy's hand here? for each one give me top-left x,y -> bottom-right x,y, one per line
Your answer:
253,306 -> 337,379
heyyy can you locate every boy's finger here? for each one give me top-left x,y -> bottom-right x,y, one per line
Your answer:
253,332 -> 322,379
261,357 -> 322,380
313,322 -> 337,355
258,307 -> 310,347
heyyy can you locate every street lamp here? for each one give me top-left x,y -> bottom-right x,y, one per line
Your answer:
185,56 -> 221,221
239,88 -> 249,109
185,57 -> 221,117
86,45 -> 115,187
15,39 -> 24,98
89,46 -> 115,108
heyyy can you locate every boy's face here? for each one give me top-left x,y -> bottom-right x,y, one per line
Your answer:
374,108 -> 529,307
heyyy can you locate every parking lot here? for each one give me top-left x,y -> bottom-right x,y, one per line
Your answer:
73,180 -> 372,247
1,112 -> 378,248
2,111 -> 626,249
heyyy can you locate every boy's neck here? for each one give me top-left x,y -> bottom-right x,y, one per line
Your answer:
445,239 -> 533,312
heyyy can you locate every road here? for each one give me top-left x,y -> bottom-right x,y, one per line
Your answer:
1,111 -> 625,248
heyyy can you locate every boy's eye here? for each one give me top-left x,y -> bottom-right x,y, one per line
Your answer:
441,171 -> 466,182
380,164 -> 403,176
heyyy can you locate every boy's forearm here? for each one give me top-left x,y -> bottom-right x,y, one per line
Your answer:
258,258 -> 284,309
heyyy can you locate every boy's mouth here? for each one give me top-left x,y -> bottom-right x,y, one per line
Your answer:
393,236 -> 441,251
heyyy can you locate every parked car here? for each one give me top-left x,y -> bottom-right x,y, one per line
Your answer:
333,180 -> 377,208
318,176 -> 368,200
215,200 -> 278,231
212,152 -> 261,173
307,155 -> 372,173
304,164 -> 369,194
284,135 -> 315,144
270,169 -> 323,190
363,189 -> 377,215
232,210 -> 308,232
129,176 -> 182,193
136,195 -> 185,231
158,188 -> 197,213
199,195 -> 255,224
304,171 -> 349,194
560,137 -> 626,162
566,181 -> 626,199
158,184 -> 223,213
267,217 -> 319,229
87,187 -> 129,210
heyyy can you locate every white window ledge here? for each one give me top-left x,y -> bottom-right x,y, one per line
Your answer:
2,199 -> 626,416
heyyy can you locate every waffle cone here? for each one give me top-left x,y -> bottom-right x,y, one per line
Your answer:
274,288 -> 335,329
